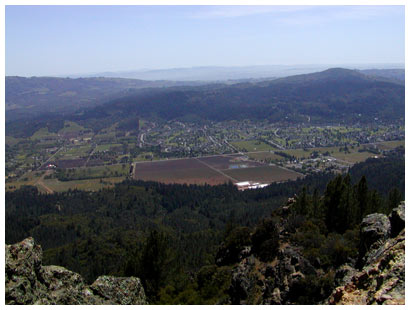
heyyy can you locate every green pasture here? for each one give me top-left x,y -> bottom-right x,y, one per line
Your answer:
58,121 -> 86,134
42,177 -> 125,192
230,140 -> 274,152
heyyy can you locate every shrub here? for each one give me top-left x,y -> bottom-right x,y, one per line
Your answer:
251,218 -> 280,262
216,226 -> 251,265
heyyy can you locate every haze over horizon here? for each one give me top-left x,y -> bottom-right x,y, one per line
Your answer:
6,5 -> 404,77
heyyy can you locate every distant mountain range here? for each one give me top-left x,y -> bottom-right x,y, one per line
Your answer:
5,76 -> 212,121
76,68 -> 403,126
6,67 -> 404,137
67,64 -> 404,81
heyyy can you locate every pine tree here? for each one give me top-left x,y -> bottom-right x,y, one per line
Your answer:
355,176 -> 368,222
387,188 -> 403,213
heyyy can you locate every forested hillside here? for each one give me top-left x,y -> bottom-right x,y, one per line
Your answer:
5,149 -> 404,304
5,76 -> 210,122
6,68 -> 404,138
81,68 -> 404,126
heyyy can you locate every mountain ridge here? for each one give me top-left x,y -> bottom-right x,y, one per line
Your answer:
6,67 -> 404,138
82,67 -> 404,125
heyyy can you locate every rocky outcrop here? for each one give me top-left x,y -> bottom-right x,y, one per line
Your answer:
357,213 -> 391,268
327,202 -> 405,305
5,237 -> 147,305
227,243 -> 318,305
224,201 -> 405,305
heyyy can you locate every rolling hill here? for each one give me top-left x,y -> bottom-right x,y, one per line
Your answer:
80,68 -> 404,125
5,76 -> 211,122
6,68 -> 404,137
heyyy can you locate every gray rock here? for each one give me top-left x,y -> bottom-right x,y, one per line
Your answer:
358,213 -> 390,268
327,229 -> 405,305
229,262 -> 252,304
334,264 -> 357,287
5,237 -> 43,304
361,213 -> 391,247
90,275 -> 148,305
39,265 -> 87,304
5,238 -> 147,305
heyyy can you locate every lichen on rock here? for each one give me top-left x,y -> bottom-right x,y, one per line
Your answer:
327,203 -> 405,305
5,237 -> 148,305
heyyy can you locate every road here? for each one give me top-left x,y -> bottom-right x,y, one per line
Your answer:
266,140 -> 285,150
84,145 -> 97,167
34,170 -> 54,194
38,145 -> 65,169
17,144 -> 65,182
224,139 -> 242,154
139,133 -> 145,147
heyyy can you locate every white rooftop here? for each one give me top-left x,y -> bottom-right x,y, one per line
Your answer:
235,181 -> 250,186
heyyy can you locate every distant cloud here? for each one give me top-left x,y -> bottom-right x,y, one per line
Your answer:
275,5 -> 404,26
188,5 -> 403,25
188,5 -> 308,19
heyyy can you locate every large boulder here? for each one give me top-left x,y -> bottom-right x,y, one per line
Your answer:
361,213 -> 391,249
90,276 -> 147,305
358,213 -> 390,268
38,265 -> 88,304
5,237 -> 43,304
5,238 -> 147,305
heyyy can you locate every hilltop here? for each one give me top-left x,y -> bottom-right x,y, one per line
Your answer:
79,67 -> 404,126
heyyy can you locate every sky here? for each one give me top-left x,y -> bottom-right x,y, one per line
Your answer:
5,5 -> 405,76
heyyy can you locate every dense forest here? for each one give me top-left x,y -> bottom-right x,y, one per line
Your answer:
75,68 -> 404,126
5,147 -> 404,304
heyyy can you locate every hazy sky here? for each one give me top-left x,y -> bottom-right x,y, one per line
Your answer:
5,5 -> 405,76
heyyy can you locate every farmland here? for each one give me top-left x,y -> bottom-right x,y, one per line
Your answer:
54,164 -> 130,181
133,154 -> 303,185
198,155 -> 265,170
223,165 -> 302,183
5,116 -> 404,193
133,158 -> 230,185
41,177 -> 124,192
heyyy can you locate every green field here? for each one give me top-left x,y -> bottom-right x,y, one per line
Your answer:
230,140 -> 274,152
276,145 -> 378,163
56,164 -> 130,181
6,171 -> 44,190
246,152 -> 284,162
30,127 -> 57,141
58,121 -> 86,134
59,145 -> 92,159
6,170 -> 126,193
280,149 -> 310,159
42,177 -> 125,192
94,143 -> 123,152
373,140 -> 404,150
5,136 -> 22,146
330,151 -> 375,163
